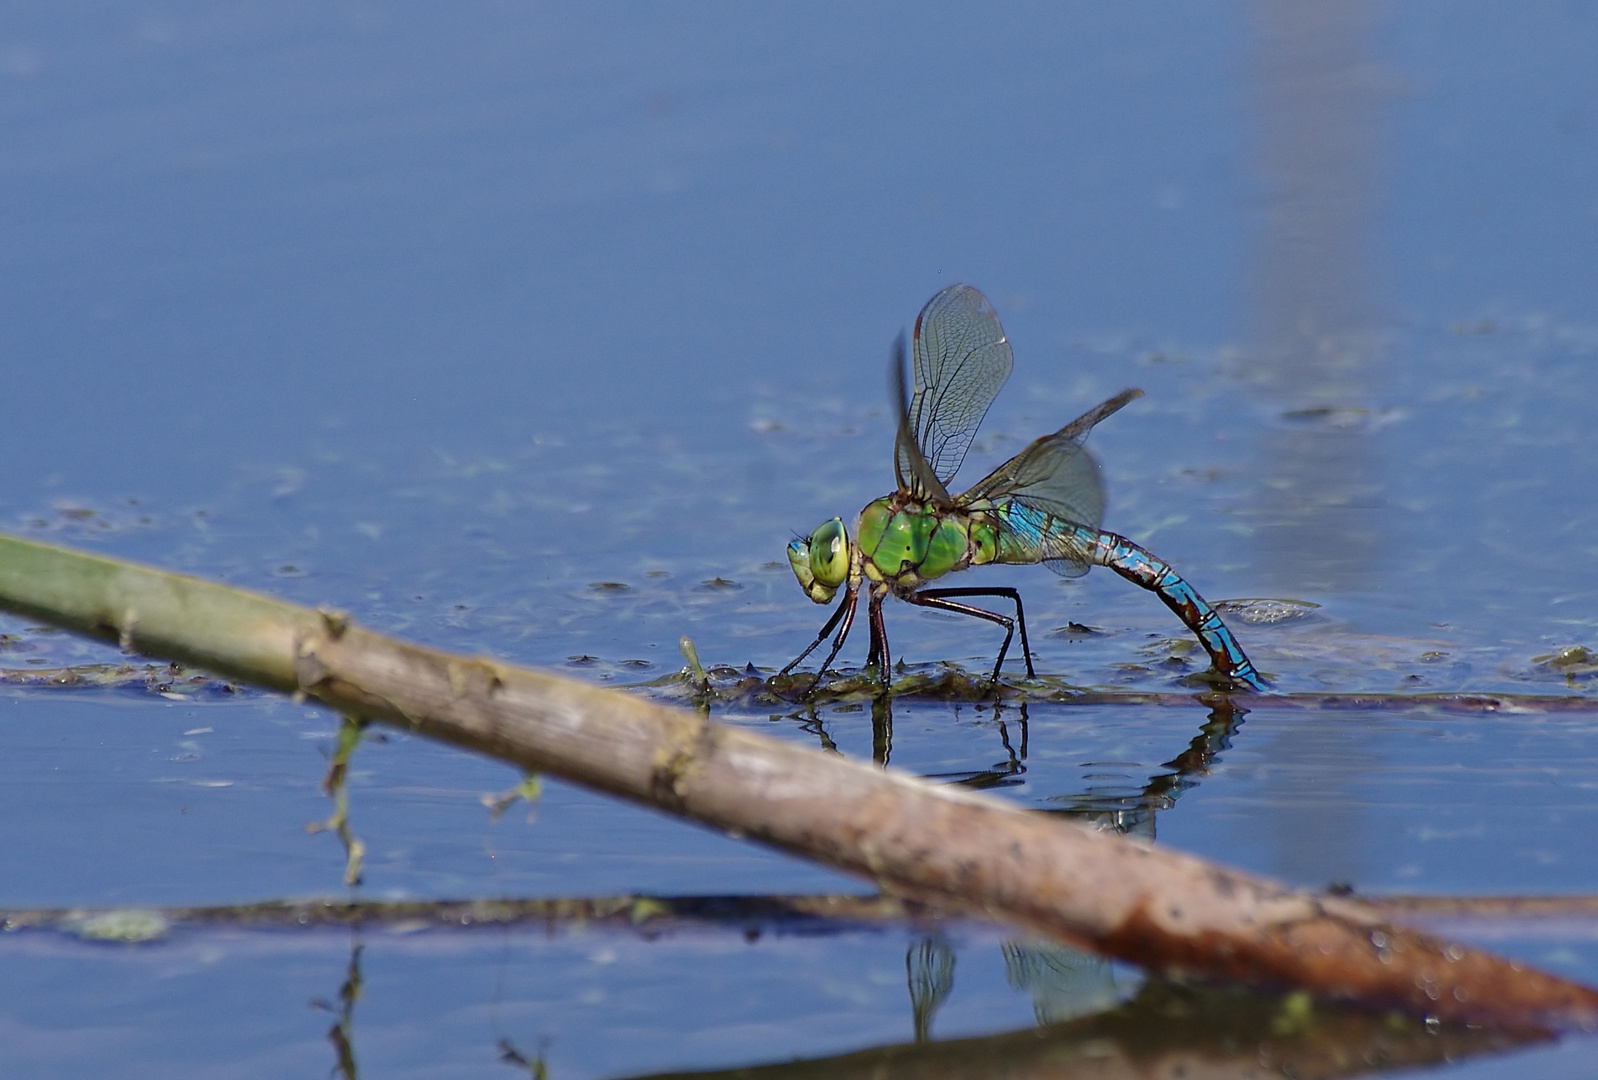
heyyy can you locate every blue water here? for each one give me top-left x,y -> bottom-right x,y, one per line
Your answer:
3,2 -> 1598,1075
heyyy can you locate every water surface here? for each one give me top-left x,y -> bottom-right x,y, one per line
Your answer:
3,2 -> 1598,1076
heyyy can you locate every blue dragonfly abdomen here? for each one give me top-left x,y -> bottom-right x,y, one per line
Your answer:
1083,529 -> 1266,691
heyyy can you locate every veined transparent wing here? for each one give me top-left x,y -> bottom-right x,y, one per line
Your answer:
894,284 -> 1013,500
1056,387 -> 1142,442
890,332 -> 951,505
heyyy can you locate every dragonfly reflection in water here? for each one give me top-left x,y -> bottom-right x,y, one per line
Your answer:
782,284 -> 1265,692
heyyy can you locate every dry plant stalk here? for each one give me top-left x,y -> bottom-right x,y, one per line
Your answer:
2,533 -> 1597,1032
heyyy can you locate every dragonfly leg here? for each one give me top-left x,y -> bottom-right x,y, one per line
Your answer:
807,585 -> 862,687
918,587 -> 1035,678
778,586 -> 854,679
904,587 -> 1035,684
1088,531 -> 1267,691
866,590 -> 892,680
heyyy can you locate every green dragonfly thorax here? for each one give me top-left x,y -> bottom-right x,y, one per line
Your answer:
856,493 -> 1000,591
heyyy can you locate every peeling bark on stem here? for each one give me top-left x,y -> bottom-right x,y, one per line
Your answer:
2,533 -> 1597,1032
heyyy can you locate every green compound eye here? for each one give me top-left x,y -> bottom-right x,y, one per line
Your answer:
787,518 -> 849,603
786,537 -> 816,591
808,518 -> 849,589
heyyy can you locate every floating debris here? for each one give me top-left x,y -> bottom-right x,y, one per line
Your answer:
1214,598 -> 1321,625
64,909 -> 171,944
0,661 -> 246,698
1531,645 -> 1598,679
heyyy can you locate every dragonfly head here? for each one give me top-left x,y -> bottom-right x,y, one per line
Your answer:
787,517 -> 850,603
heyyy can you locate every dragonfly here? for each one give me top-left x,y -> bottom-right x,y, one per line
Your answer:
780,283 -> 1265,691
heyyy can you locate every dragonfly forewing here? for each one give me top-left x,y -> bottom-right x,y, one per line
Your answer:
891,332 -> 952,505
896,284 -> 1014,495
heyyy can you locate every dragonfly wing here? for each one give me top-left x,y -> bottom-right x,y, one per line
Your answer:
891,332 -> 952,505
1057,387 -> 1143,442
959,430 -> 1107,577
895,284 -> 1014,495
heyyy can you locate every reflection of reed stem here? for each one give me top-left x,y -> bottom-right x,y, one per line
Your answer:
906,938 -> 955,1043
1247,0 -> 1385,596
11,890 -> 1598,937
615,980 -> 1541,1080
311,942 -> 363,1080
